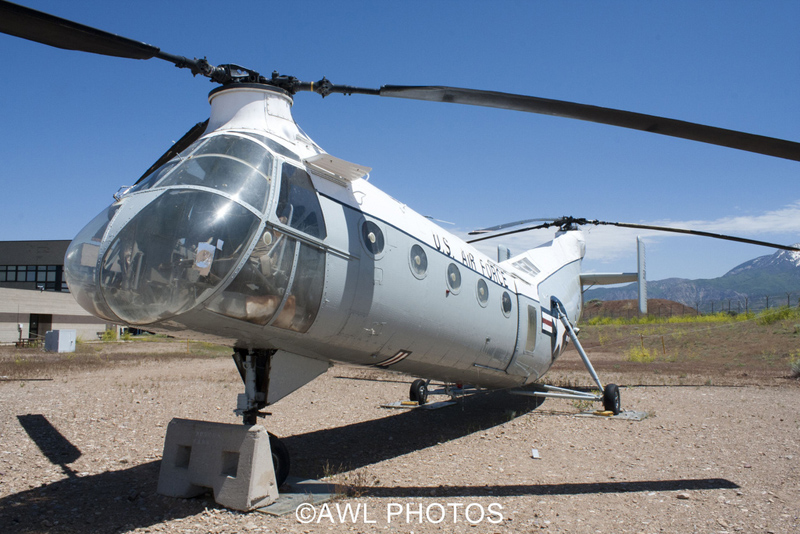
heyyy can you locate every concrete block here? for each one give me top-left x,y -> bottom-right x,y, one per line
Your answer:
157,418 -> 279,511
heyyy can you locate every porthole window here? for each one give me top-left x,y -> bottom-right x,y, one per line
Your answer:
361,220 -> 385,256
501,291 -> 513,316
476,279 -> 489,307
409,244 -> 428,279
446,263 -> 461,293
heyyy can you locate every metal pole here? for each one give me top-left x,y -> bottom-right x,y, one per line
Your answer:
553,300 -> 604,393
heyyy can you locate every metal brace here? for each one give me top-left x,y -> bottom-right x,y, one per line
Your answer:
510,297 -> 605,403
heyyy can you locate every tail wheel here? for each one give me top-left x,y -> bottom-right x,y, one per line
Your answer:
603,383 -> 621,415
268,432 -> 290,487
409,379 -> 428,405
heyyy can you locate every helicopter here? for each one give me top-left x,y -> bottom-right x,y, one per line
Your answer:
2,1 -> 799,490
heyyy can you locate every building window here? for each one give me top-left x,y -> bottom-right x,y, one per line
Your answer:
0,264 -> 67,292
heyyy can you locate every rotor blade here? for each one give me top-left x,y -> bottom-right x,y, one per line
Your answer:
375,85 -> 800,162
592,220 -> 800,252
135,120 -> 209,184
466,222 -> 556,244
0,1 -> 220,79
469,218 -> 562,235
0,1 -> 161,59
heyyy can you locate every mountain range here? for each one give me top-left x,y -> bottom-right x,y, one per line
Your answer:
584,244 -> 800,309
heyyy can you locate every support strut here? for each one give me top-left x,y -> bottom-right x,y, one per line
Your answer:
510,297 -> 621,414
552,298 -> 605,394
232,348 -> 272,425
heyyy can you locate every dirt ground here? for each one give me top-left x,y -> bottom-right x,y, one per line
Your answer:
1,339 -> 799,534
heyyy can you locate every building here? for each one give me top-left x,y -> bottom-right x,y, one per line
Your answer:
0,240 -> 111,343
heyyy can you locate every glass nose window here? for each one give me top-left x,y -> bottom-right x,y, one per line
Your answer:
150,134 -> 274,212
98,190 -> 260,324
64,204 -> 121,322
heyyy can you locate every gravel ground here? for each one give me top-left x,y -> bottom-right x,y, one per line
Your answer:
1,346 -> 799,533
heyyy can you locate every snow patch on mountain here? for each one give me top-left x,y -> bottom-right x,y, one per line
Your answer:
725,243 -> 800,276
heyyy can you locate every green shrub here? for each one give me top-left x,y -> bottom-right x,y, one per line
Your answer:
101,329 -> 117,342
625,345 -> 655,363
756,306 -> 800,326
790,351 -> 800,378
586,312 -> 746,327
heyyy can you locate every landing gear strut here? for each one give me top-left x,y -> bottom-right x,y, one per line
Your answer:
511,298 -> 622,415
233,348 -> 291,486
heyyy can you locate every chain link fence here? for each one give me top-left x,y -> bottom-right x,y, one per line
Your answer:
582,291 -> 800,320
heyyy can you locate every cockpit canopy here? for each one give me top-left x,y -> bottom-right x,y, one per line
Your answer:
65,131 -> 327,332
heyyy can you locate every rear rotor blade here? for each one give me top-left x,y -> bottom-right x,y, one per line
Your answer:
376,85 -> 800,162
592,220 -> 800,252
0,1 -> 160,59
468,215 -> 800,252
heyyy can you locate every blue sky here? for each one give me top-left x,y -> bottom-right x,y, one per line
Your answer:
0,0 -> 797,282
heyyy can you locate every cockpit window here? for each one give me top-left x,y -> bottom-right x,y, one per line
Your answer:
193,135 -> 274,177
128,158 -> 179,194
207,225 -> 325,332
127,138 -> 203,194
276,164 -> 326,239
153,135 -> 273,212
240,132 -> 303,162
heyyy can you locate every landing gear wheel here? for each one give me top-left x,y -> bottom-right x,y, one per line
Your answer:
268,432 -> 290,487
603,383 -> 621,415
409,379 -> 428,405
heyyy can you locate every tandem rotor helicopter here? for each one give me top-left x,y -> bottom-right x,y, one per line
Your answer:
3,1 -> 799,489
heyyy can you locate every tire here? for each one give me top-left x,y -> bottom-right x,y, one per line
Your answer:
268,432 -> 290,487
603,383 -> 621,415
409,379 -> 428,405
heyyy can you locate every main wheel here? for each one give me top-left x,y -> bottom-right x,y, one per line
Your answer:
603,383 -> 621,415
409,379 -> 428,405
268,432 -> 290,487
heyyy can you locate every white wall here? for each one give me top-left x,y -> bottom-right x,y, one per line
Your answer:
0,288 -> 110,343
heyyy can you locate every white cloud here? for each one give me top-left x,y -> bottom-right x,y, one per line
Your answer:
654,200 -> 800,237
454,200 -> 800,266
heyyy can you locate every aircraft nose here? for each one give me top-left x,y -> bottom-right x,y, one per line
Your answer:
65,190 -> 261,325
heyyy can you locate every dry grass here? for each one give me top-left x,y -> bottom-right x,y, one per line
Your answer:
0,341 -> 228,380
567,311 -> 800,384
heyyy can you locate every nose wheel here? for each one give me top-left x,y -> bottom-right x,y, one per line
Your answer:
268,432 -> 290,487
409,378 -> 429,405
603,383 -> 621,415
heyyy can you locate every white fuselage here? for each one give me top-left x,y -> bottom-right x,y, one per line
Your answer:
65,84 -> 586,391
